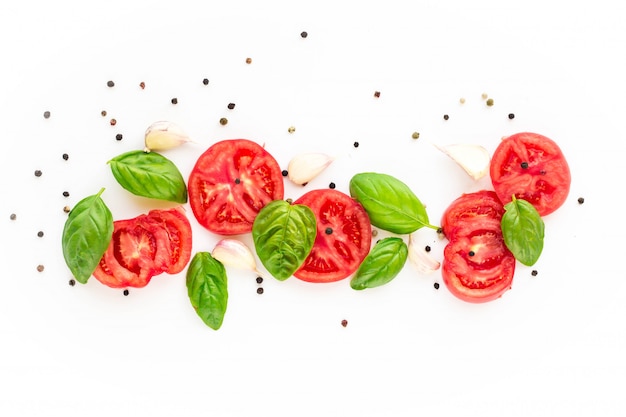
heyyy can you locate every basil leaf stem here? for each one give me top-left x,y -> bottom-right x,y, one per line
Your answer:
350,237 -> 408,290
252,200 -> 317,281
108,150 -> 188,203
61,188 -> 114,284
186,252 -> 228,330
349,172 -> 438,234
501,196 -> 545,266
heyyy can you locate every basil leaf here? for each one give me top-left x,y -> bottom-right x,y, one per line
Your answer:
501,197 -> 545,266
186,252 -> 228,330
350,237 -> 408,290
61,188 -> 113,284
252,200 -> 317,281
349,172 -> 437,234
108,150 -> 188,203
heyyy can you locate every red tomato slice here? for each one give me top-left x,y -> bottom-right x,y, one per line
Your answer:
188,139 -> 284,235
440,190 -> 515,303
490,132 -> 571,216
293,189 -> 372,283
146,207 -> 192,274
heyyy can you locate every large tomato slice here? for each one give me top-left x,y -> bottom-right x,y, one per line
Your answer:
145,207 -> 192,274
293,189 -> 372,283
188,139 -> 284,235
490,132 -> 571,216
440,190 -> 515,303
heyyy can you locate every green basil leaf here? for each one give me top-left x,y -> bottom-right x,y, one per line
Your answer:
350,237 -> 408,290
108,150 -> 188,203
349,172 -> 437,234
501,197 -> 545,266
252,200 -> 317,281
186,252 -> 228,330
61,188 -> 114,284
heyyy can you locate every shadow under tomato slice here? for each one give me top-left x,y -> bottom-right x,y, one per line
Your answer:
146,207 -> 192,274
188,139 -> 284,235
293,189 -> 372,283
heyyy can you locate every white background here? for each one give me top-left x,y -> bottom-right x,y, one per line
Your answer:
1,1 -> 624,416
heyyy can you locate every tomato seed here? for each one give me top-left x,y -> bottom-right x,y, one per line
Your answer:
443,114 -> 449,120
578,197 -> 585,204
123,289 -> 129,296
531,270 -> 538,276
256,276 -> 263,284
520,162 -> 529,169
425,245 -> 431,252
540,170 -> 546,175
341,319 -> 348,327
63,191 -> 70,197
10,213 -> 16,220
227,103 -> 236,109
508,113 -> 515,119
281,170 -> 288,177
34,170 -> 42,177
434,282 -> 440,290
43,111 -> 51,119
329,182 -> 336,189
219,117 -> 228,125
257,287 -> 264,294
107,80 -> 115,87
62,153 -> 69,160
300,31 -> 308,38
115,134 -> 123,141
69,279 -> 76,286
325,227 -> 333,235
203,78 -> 209,85
37,265 -> 44,272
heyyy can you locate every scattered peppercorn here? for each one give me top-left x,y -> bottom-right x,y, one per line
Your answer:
43,111 -> 51,119
62,153 -> 69,160
139,81 -> 146,89
63,206 -> 71,213
434,282 -> 440,290
10,213 -> 16,220
325,227 -> 333,235
288,126 -> 296,133
508,113 -> 515,119
227,103 -> 236,110
257,287 -> 264,294
171,97 -> 178,105
286,198 -> 293,204
481,93 -> 488,100
101,110 -> 107,117
341,319 -> 348,327
300,31 -> 308,38
459,97 -> 466,104
374,91 -> 381,98
37,231 -> 44,237
245,57 -> 252,64
425,245 -> 431,252
34,170 -> 42,177
520,162 -> 529,169
531,270 -> 538,276
63,191 -> 70,197
486,98 -> 494,106
203,78 -> 209,85
281,170 -> 288,177
69,279 -> 76,286
468,251 -> 475,257
110,118 -> 117,126
329,182 -> 336,189
412,132 -> 420,140
353,141 -> 360,148
371,229 -> 378,237
437,227 -> 443,234
219,117 -> 228,125
577,197 -> 585,204
443,114 -> 449,120
107,80 -> 115,87
234,178 -> 241,184
256,276 -> 263,284
37,265 -> 44,272
115,133 -> 123,141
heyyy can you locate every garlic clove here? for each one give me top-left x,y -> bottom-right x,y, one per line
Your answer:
211,238 -> 262,276
144,121 -> 191,152
287,153 -> 335,185
434,143 -> 490,180
408,233 -> 440,274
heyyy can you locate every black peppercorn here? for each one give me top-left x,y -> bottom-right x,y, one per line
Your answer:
325,227 -> 333,235
123,289 -> 129,296
171,97 -> 178,104
577,197 -> 585,204
301,31 -> 308,38
531,270 -> 538,276
43,111 -> 51,119
10,213 -> 16,220
115,134 -> 123,141
425,245 -> 431,252
63,191 -> 70,197
353,141 -> 360,148
203,78 -> 209,85
227,103 -> 236,110
434,282 -> 440,290
257,287 -> 264,294
468,251 -> 475,257
69,279 -> 76,286
521,162 -> 529,169
34,170 -> 42,177
508,113 -> 515,119
256,276 -> 263,284
329,182 -> 336,189
62,153 -> 69,160
282,170 -> 288,177
107,80 -> 115,87
37,231 -> 44,237
443,114 -> 449,120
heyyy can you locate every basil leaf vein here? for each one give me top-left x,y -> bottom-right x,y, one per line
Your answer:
501,197 -> 545,266
186,252 -> 228,330
61,188 -> 114,284
350,237 -> 408,290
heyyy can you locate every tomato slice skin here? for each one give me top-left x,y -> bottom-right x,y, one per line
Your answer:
188,139 -> 284,235
490,132 -> 571,216
440,190 -> 515,303
293,189 -> 372,283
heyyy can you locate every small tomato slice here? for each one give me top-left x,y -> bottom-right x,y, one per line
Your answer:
490,132 -> 571,216
188,139 -> 284,235
146,207 -> 192,274
293,189 -> 372,283
440,190 -> 515,303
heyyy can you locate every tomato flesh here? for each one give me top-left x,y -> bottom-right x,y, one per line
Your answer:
490,132 -> 571,216
188,139 -> 284,235
145,207 -> 192,274
293,189 -> 372,283
440,190 -> 515,303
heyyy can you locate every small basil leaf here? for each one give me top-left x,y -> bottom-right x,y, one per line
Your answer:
351,237 -> 408,290
349,172 -> 437,234
501,197 -> 545,266
108,150 -> 188,203
252,200 -> 317,281
186,252 -> 228,330
62,188 -> 113,284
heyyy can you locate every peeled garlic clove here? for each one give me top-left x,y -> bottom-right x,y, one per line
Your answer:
212,239 -> 261,275
435,143 -> 490,180
144,121 -> 191,152
287,153 -> 335,185
408,234 -> 440,274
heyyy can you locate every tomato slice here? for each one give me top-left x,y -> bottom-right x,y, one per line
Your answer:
146,207 -> 192,274
440,190 -> 515,303
293,189 -> 372,283
188,139 -> 284,235
490,132 -> 571,216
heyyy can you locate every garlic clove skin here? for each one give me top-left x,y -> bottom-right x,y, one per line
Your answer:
287,153 -> 335,185
408,233 -> 440,274
144,121 -> 191,152
211,238 -> 262,276
435,143 -> 490,180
